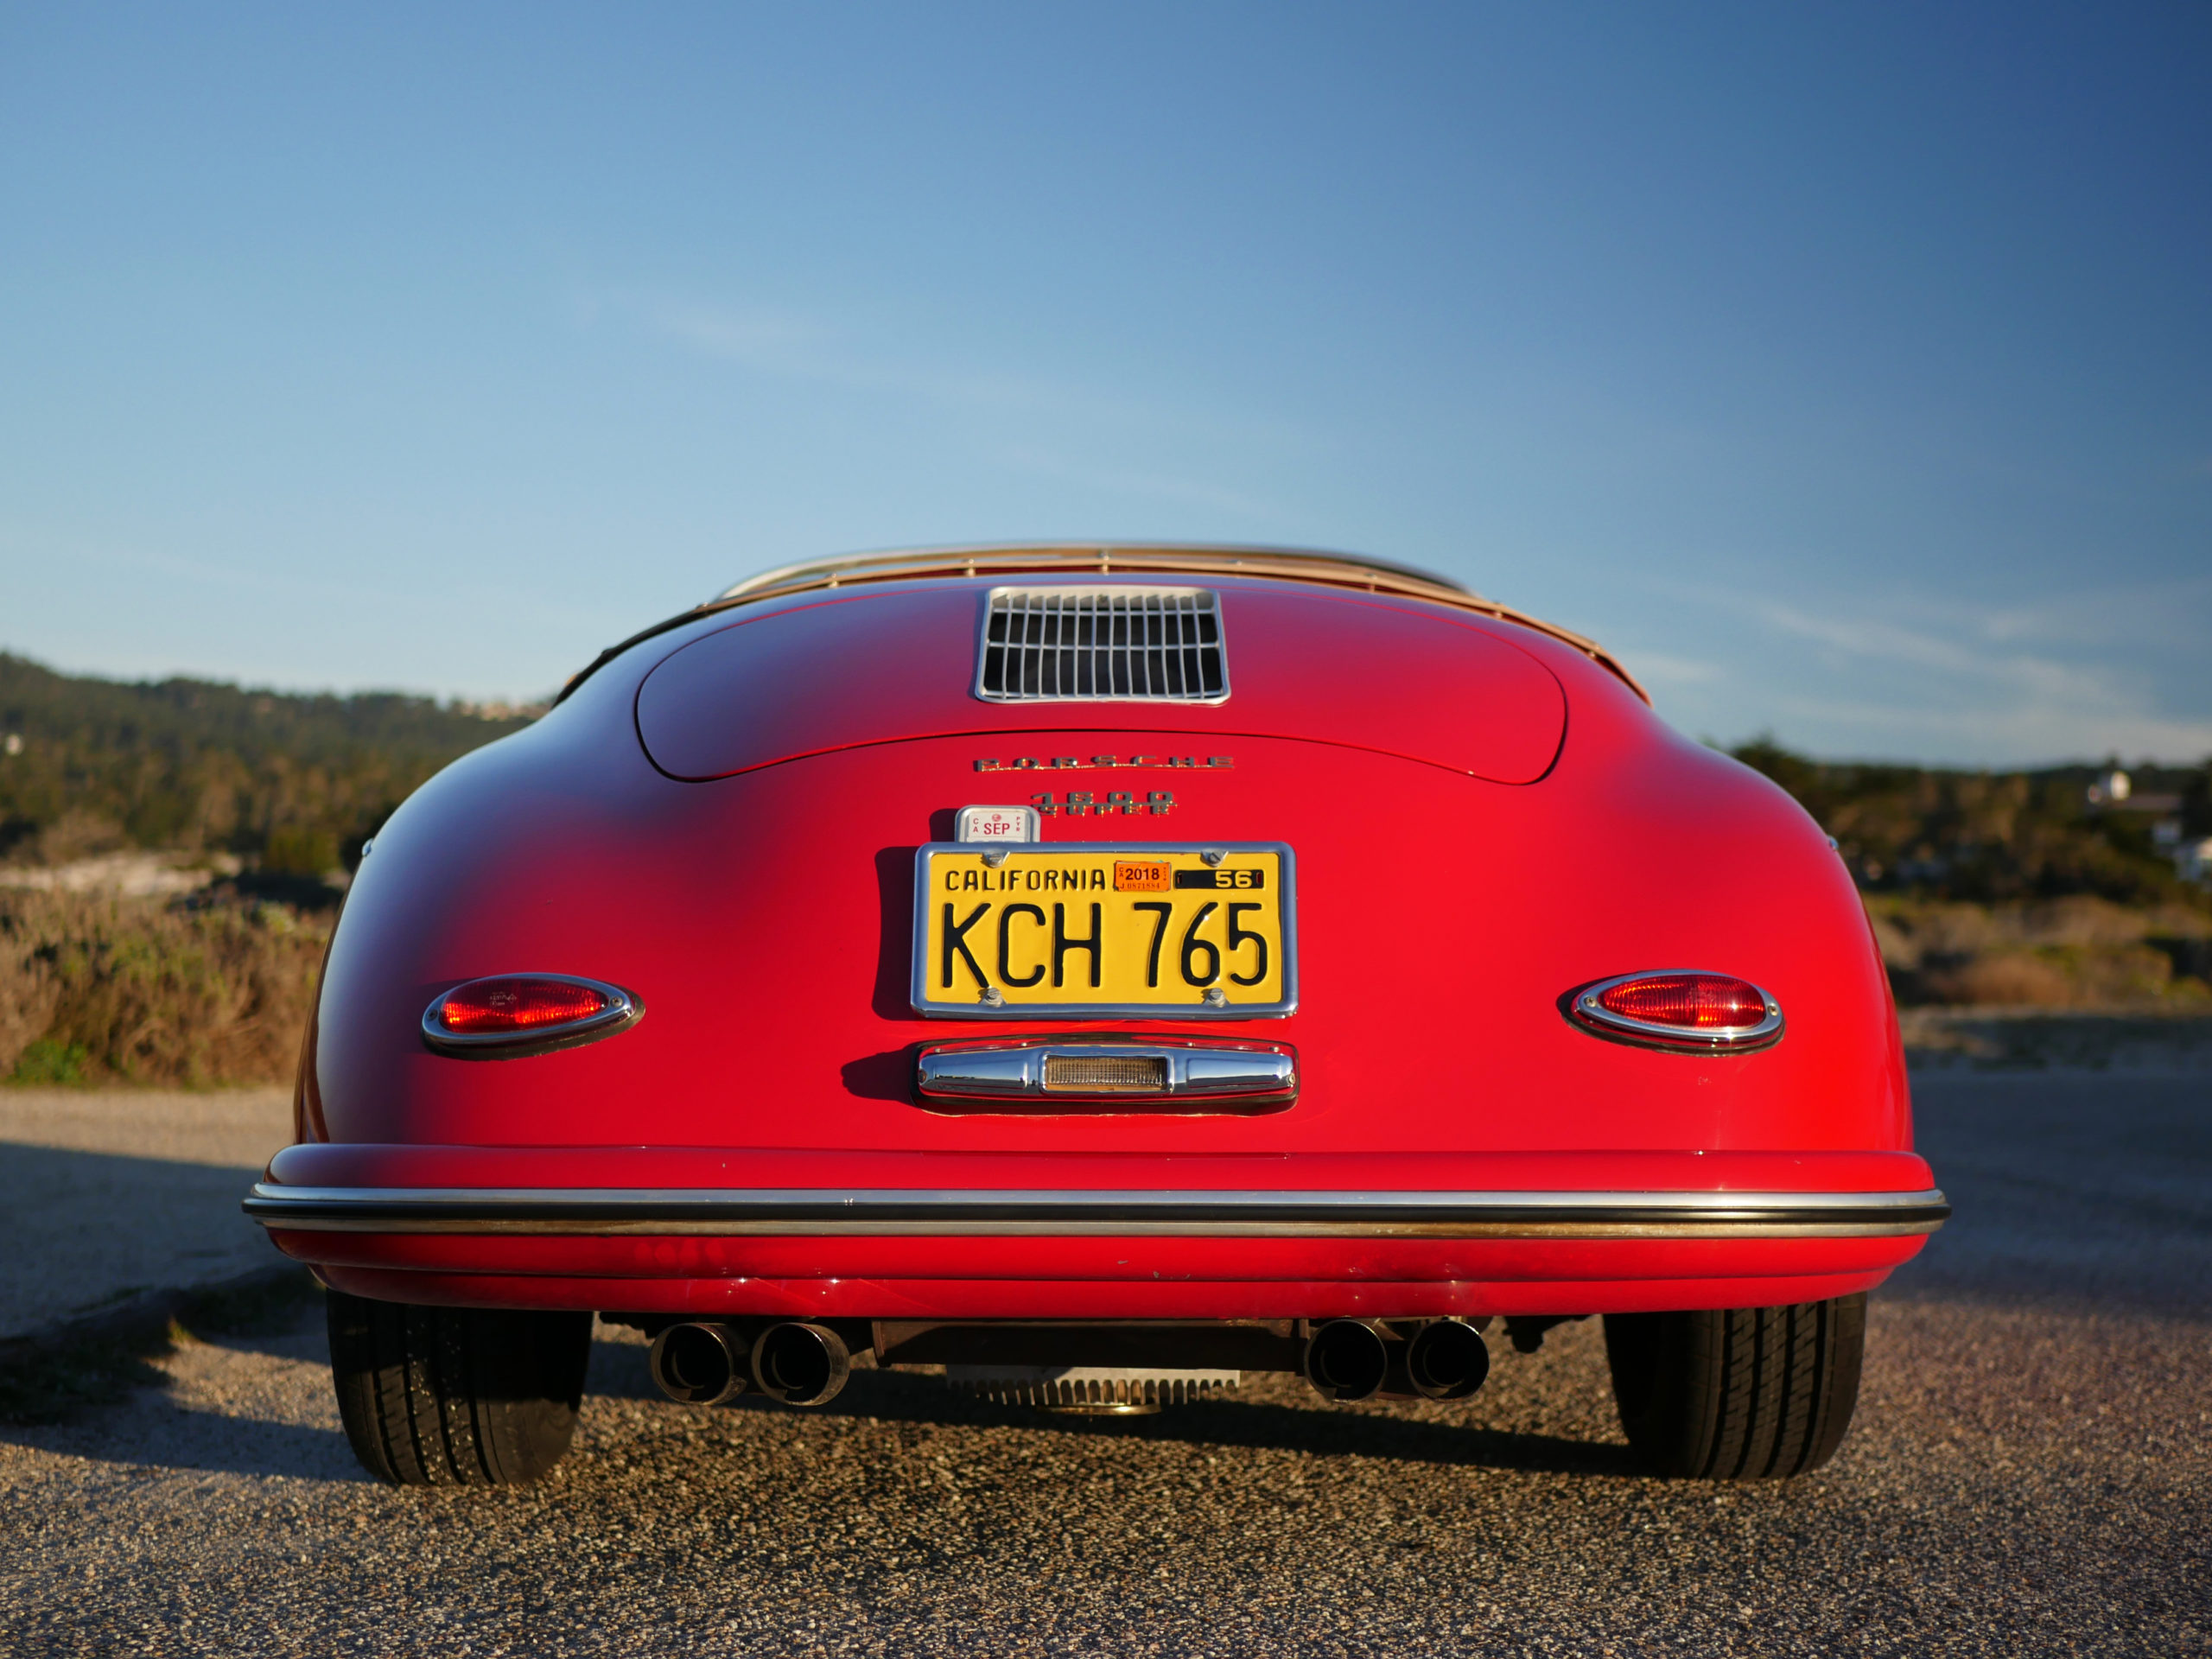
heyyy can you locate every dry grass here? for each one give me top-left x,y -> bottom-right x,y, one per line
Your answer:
5,887 -> 2209,1090
0,889 -> 328,1087
1870,894 -> 2212,1008
1898,1008 -> 2212,1070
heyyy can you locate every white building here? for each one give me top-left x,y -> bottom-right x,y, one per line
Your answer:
2180,837 -> 2212,886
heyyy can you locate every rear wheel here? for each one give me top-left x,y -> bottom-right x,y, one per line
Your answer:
327,1291 -> 593,1486
1603,1294 -> 1866,1479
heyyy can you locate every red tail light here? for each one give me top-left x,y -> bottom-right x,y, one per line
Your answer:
1569,971 -> 1782,1052
422,974 -> 644,1058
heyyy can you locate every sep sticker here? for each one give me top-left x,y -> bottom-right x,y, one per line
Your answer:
956,805 -> 1039,842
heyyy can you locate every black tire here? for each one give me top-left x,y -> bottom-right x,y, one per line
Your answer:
1603,1293 -> 1866,1479
327,1291 -> 593,1486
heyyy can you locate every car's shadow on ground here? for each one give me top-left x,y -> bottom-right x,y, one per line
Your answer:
587,1338 -> 1644,1479
0,1410 -> 359,1484
8,1330 -> 1637,1485
0,1323 -> 368,1484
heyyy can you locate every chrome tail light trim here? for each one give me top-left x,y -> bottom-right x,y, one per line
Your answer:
1567,970 -> 1784,1053
420,973 -> 645,1060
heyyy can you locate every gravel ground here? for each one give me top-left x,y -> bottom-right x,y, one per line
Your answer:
0,1088 -> 292,1338
1,1072 -> 2205,1656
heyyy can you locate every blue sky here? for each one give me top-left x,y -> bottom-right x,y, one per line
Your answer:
2,3 -> 2206,765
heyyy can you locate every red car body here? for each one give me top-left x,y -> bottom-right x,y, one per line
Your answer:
251,545 -> 1942,1339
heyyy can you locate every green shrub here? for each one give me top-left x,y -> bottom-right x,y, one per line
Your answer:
9,1038 -> 87,1084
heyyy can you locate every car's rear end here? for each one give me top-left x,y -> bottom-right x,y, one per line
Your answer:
248,545 -> 1942,1484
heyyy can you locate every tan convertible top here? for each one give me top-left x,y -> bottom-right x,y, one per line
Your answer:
716,543 -> 1648,702
561,542 -> 1645,706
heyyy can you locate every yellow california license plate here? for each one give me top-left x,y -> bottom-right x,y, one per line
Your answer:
911,842 -> 1297,1018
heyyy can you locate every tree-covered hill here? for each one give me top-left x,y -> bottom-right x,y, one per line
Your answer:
0,652 -> 537,872
1730,737 -> 2210,908
2,649 -> 2205,908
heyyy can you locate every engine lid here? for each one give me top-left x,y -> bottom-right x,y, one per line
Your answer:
633,579 -> 1567,785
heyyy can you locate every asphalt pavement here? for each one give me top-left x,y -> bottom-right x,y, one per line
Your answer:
0,1088 -> 293,1339
0,1071 -> 2205,1656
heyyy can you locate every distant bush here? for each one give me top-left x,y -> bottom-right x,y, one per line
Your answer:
262,825 -> 340,876
1730,737 -> 2211,909
17,808 -> 130,866
0,889 -> 328,1086
10,1038 -> 88,1084
1870,894 -> 2212,1009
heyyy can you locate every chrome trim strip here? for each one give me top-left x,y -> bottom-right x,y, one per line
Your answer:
1568,971 -> 1784,1052
556,543 -> 1649,714
245,1184 -> 1949,1239
720,543 -> 1472,605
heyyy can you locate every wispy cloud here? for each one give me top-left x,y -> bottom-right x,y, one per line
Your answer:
0,524 -> 609,699
1624,652 -> 1726,690
1746,596 -> 2134,710
590,288 -> 1307,454
1609,569 -> 2212,764
572,287 -> 1313,524
981,444 -> 1287,522
1967,573 -> 2212,654
652,302 -> 827,366
1764,693 -> 2212,765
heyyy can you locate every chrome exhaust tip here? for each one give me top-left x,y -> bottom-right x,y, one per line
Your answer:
1303,1319 -> 1390,1402
648,1321 -> 749,1406
750,1322 -> 852,1408
1406,1317 -> 1491,1401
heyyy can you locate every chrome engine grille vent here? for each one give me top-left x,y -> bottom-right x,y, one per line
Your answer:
945,1366 -> 1241,1414
976,588 -> 1228,703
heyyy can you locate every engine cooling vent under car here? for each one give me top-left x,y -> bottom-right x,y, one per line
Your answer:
976,588 -> 1228,703
945,1366 -> 1240,1413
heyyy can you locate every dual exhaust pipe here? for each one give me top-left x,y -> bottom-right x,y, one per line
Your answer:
652,1316 -> 1491,1409
649,1320 -> 851,1409
1303,1318 -> 1491,1403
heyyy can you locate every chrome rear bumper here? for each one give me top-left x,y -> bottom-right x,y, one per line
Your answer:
245,1184 -> 1949,1240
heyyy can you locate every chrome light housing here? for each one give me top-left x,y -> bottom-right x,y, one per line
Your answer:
1567,971 -> 1783,1053
422,973 -> 645,1059
916,1035 -> 1295,1111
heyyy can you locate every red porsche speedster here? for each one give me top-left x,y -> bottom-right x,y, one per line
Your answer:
246,544 -> 1946,1485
